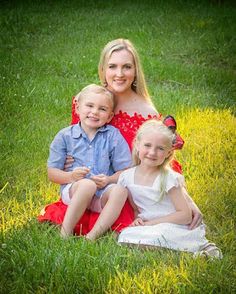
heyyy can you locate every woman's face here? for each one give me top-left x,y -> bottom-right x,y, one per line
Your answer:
105,49 -> 136,95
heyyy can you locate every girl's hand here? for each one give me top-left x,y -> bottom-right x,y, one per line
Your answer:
91,174 -> 109,189
64,155 -> 74,171
71,167 -> 90,182
130,217 -> 145,226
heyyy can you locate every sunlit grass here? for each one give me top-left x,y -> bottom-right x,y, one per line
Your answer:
1,0 -> 235,293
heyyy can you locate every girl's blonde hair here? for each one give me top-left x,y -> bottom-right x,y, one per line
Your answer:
132,119 -> 175,200
98,38 -> 152,104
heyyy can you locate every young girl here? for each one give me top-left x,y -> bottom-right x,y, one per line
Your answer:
118,120 -> 222,258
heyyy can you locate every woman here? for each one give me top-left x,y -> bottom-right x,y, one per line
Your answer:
39,39 -> 202,234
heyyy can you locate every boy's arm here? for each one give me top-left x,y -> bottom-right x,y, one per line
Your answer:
48,167 -> 90,184
48,167 -> 73,184
144,186 -> 192,226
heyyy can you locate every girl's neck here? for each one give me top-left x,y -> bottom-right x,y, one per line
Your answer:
137,164 -> 161,178
135,164 -> 161,186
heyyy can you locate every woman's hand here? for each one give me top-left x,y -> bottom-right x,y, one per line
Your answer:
182,186 -> 203,229
71,167 -> 90,182
188,203 -> 203,230
91,174 -> 109,189
64,155 -> 74,171
130,217 -> 145,226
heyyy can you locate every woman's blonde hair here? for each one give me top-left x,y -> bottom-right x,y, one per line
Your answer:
132,119 -> 175,200
98,38 -> 152,103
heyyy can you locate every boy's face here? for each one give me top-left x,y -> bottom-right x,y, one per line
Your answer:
77,93 -> 114,132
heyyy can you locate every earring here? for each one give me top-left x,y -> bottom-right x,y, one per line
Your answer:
132,79 -> 137,87
103,80 -> 108,87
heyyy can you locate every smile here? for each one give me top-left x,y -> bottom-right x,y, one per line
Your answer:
114,79 -> 126,84
87,116 -> 99,121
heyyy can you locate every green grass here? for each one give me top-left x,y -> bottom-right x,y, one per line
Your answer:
1,0 -> 236,293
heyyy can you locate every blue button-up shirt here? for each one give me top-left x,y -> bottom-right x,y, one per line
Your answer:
47,123 -> 132,197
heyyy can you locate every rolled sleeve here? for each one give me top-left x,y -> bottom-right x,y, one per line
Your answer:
111,129 -> 132,172
47,131 -> 67,170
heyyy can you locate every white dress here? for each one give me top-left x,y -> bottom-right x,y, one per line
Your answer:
118,167 -> 209,253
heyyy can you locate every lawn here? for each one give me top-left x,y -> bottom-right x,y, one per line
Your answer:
0,0 -> 235,293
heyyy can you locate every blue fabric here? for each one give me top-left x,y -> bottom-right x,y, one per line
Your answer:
47,123 -> 132,197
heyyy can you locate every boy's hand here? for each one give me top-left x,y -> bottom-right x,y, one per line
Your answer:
90,174 -> 109,189
71,167 -> 90,182
130,217 -> 145,226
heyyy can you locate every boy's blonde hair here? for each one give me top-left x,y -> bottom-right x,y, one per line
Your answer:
132,119 -> 175,200
98,38 -> 153,104
75,84 -> 115,110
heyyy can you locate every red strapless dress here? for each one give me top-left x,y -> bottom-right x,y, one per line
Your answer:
38,100 -> 183,234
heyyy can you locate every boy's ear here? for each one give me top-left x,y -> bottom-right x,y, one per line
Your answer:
74,93 -> 81,115
75,102 -> 80,115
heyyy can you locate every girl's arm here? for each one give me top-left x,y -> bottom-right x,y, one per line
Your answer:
144,186 -> 192,226
90,170 -> 124,189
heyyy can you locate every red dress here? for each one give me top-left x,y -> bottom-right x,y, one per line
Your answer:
38,100 -> 183,235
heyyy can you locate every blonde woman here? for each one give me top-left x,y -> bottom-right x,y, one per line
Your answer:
39,39 -> 202,235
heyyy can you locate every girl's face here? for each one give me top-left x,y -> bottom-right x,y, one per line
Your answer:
105,49 -> 136,95
136,130 -> 172,168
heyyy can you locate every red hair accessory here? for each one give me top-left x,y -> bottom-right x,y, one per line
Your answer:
163,115 -> 184,150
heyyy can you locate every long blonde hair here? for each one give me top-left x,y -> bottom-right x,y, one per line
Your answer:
132,119 -> 175,200
98,38 -> 152,103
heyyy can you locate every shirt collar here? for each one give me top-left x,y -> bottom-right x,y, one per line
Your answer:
72,123 -> 109,139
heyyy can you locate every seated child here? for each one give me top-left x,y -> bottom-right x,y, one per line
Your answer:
118,120 -> 222,259
47,84 -> 132,239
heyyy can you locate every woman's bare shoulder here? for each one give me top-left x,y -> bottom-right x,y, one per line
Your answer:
138,100 -> 158,117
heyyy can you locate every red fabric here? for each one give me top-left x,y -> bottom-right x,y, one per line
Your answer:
38,97 -> 183,235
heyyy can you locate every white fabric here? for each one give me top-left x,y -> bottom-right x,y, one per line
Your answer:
118,167 -> 209,253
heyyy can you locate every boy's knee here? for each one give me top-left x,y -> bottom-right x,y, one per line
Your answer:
73,178 -> 97,194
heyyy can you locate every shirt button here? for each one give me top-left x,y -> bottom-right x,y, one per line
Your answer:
89,145 -> 92,148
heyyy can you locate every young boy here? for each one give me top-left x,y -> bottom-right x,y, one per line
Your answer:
47,84 -> 132,239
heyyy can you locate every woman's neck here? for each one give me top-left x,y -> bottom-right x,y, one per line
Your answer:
114,89 -> 137,104
114,91 -> 147,115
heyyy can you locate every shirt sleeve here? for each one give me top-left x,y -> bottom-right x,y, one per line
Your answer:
47,130 -> 67,169
117,170 -> 129,187
165,169 -> 185,193
110,128 -> 132,172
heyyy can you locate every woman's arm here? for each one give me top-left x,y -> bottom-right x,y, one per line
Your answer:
144,186 -> 192,226
183,187 -> 203,229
